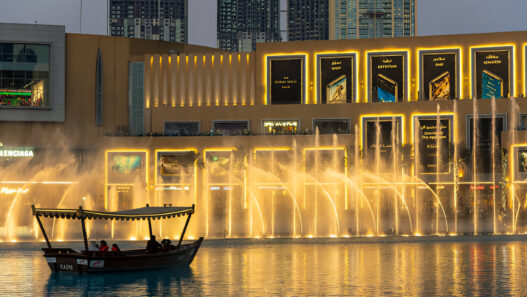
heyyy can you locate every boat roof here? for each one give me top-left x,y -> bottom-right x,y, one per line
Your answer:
31,204 -> 194,220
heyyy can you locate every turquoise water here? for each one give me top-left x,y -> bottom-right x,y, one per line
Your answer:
2,236 -> 527,296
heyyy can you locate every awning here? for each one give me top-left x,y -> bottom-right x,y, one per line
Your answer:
32,205 -> 194,221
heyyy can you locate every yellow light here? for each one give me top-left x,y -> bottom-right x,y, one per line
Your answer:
188,236 -> 195,240
144,236 -> 149,240
329,234 -> 337,238
263,53 -> 309,105
314,51 -> 359,103
129,236 -> 136,241
10,239 -> 17,242
307,234 -> 313,238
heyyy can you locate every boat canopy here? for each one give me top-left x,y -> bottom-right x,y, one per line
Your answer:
31,205 -> 194,221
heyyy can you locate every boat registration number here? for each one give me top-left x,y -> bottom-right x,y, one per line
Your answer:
59,264 -> 73,270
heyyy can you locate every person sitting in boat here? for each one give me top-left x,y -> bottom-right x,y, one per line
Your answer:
99,240 -> 109,252
146,235 -> 161,253
111,243 -> 120,252
161,238 -> 172,252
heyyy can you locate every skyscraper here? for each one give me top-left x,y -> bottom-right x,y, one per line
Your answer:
217,0 -> 281,52
109,0 -> 188,43
287,0 -> 330,41
329,0 -> 416,40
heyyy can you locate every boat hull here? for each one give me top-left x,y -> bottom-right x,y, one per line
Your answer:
43,237 -> 203,274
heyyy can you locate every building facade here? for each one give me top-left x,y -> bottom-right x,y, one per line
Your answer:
287,0 -> 330,41
329,0 -> 416,40
4,23 -> 527,240
109,0 -> 188,43
217,0 -> 281,52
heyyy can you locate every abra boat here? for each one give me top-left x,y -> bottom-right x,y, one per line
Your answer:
32,204 -> 203,274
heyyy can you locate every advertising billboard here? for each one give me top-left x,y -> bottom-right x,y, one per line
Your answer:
473,48 -> 511,99
369,53 -> 406,102
420,51 -> 458,100
363,117 -> 402,168
416,117 -> 451,174
157,151 -> 196,184
268,56 -> 304,104
107,152 -> 146,184
318,54 -> 354,104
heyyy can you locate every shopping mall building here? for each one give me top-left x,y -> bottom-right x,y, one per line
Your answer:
3,23 -> 527,239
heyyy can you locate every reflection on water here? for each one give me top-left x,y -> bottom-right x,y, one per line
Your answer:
2,238 -> 527,296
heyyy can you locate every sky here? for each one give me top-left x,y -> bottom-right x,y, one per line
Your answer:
0,0 -> 526,48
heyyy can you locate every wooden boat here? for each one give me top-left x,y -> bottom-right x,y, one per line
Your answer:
32,204 -> 203,274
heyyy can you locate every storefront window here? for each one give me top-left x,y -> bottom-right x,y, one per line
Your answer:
313,119 -> 350,134
0,43 -> 50,108
263,120 -> 299,135
164,121 -> 200,136
213,121 -> 249,135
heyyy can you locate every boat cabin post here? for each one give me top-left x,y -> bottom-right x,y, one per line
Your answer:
32,205 -> 52,249
146,204 -> 153,239
177,204 -> 194,248
79,206 -> 89,252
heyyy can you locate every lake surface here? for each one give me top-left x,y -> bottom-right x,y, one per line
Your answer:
1,236 -> 527,296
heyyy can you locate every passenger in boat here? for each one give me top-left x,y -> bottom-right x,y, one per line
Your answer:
99,240 -> 109,252
111,243 -> 120,252
146,235 -> 161,253
161,238 -> 172,252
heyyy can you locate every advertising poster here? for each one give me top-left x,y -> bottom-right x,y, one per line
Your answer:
369,54 -> 405,102
363,118 -> 401,167
269,57 -> 304,104
318,55 -> 354,104
518,150 -> 527,173
207,151 -> 232,184
469,117 -> 505,173
421,52 -> 457,100
107,152 -> 145,184
417,118 -> 451,173
474,49 -> 511,99
157,151 -> 196,184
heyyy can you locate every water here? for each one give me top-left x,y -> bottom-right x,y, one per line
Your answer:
2,237 -> 527,296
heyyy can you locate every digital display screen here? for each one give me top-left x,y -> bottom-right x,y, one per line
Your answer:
474,49 -> 510,99
269,57 -> 303,104
107,152 -> 145,184
370,54 -> 405,102
112,155 -> 141,175
421,52 -> 457,100
319,55 -> 354,103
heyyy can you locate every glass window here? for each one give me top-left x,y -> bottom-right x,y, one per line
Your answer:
263,119 -> 299,135
129,62 -> 144,136
313,119 -> 350,134
164,121 -> 200,136
213,121 -> 249,136
0,43 -> 50,108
